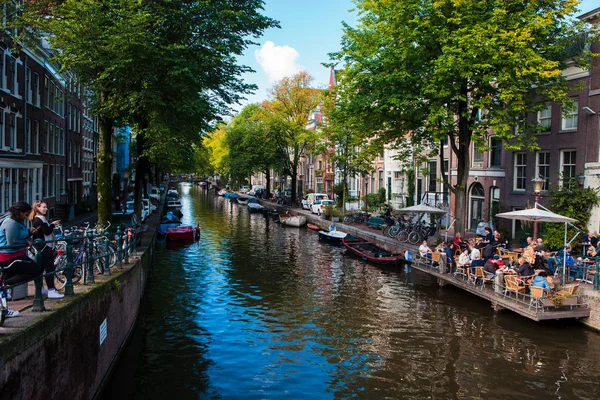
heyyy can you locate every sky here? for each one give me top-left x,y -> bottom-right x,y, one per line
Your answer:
235,0 -> 599,112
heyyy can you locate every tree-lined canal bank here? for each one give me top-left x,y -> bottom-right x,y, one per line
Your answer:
103,186 -> 600,399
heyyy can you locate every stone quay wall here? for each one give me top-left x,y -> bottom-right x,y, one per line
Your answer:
0,229 -> 156,399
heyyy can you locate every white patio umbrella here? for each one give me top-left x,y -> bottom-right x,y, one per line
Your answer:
495,207 -> 577,223
496,203 -> 578,285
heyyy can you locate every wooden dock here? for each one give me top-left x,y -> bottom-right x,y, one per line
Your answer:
408,259 -> 591,321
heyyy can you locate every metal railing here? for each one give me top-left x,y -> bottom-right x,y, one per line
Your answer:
1,226 -> 137,313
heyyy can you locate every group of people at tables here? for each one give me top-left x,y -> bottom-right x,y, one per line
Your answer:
417,227 -> 599,294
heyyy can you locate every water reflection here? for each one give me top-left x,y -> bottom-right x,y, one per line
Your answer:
103,186 -> 600,400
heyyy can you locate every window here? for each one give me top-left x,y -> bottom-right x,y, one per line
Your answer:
59,128 -> 64,155
514,153 -> 527,191
0,52 -> 3,90
25,67 -> 32,103
428,161 -> 437,192
33,120 -> 39,154
7,56 -> 14,94
537,152 -> 550,190
490,137 -> 502,168
538,104 -> 551,131
0,111 -> 3,149
9,114 -> 15,150
43,164 -> 48,198
562,100 -> 578,130
45,76 -> 49,108
561,150 -> 576,181
44,121 -> 49,153
378,170 -> 383,191
33,72 -> 40,107
49,124 -> 54,154
25,118 -> 31,154
473,143 -> 484,167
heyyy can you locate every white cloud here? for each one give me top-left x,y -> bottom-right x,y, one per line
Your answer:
255,41 -> 303,83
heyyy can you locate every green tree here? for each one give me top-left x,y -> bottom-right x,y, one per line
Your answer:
22,0 -> 277,222
265,71 -> 322,203
331,0 -> 594,233
544,177 -> 600,250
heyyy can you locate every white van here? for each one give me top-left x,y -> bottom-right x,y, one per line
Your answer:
302,193 -> 329,210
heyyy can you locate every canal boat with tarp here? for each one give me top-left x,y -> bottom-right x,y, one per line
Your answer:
247,202 -> 265,212
318,225 -> 347,245
342,235 -> 404,266
158,211 -> 181,236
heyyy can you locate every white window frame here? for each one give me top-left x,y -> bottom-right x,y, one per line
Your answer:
472,143 -> 484,168
536,151 -> 550,191
513,152 -> 527,191
537,104 -> 551,131
560,150 -> 577,184
33,120 -> 40,154
562,100 -> 578,130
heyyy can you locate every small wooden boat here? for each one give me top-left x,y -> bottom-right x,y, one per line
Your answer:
279,213 -> 307,227
165,225 -> 200,242
307,223 -> 320,231
318,229 -> 347,245
237,196 -> 250,205
247,203 -> 265,212
342,235 -> 404,266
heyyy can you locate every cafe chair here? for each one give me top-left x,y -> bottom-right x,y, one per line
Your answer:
504,275 -> 526,300
528,286 -> 549,311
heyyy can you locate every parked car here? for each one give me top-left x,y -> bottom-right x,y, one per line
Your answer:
126,200 -> 149,222
149,187 -> 160,201
240,185 -> 250,194
248,185 -> 265,196
302,193 -> 329,210
311,199 -> 336,215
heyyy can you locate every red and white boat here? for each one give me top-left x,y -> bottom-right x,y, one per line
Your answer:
165,225 -> 200,242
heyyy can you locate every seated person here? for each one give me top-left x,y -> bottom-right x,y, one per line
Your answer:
583,231 -> 599,252
440,242 -> 455,266
458,249 -> 471,269
483,258 -> 498,277
491,230 -> 502,247
531,271 -> 553,290
522,237 -> 536,264
548,244 -> 575,273
482,242 -> 496,260
454,233 -> 468,250
470,246 -> 481,261
470,252 -> 485,274
516,257 -> 534,277
535,238 -> 545,252
587,245 -> 597,258
419,240 -> 432,259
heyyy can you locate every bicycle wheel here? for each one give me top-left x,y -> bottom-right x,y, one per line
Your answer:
397,230 -> 409,242
343,215 -> 353,224
388,225 -> 400,238
0,292 -> 7,327
408,231 -> 421,245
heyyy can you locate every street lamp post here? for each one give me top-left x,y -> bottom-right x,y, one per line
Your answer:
531,176 -> 545,240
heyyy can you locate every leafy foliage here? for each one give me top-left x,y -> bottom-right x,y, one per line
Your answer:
544,177 -> 600,250
330,0 -> 594,233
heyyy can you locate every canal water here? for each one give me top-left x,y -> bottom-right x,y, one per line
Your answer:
103,184 -> 600,399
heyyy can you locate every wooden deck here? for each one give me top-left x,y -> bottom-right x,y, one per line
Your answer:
408,260 -> 591,321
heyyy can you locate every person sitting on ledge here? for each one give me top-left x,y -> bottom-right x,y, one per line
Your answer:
0,202 -> 44,318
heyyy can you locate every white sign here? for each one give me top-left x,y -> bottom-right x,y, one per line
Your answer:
99,318 -> 108,346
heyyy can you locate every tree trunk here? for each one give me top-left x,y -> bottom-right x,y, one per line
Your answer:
265,168 -> 271,198
134,134 -> 149,220
453,83 -> 472,234
97,113 -> 114,224
291,171 -> 297,204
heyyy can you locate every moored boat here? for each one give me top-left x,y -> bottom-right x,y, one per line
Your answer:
247,202 -> 265,212
218,189 -> 228,196
165,225 -> 200,242
318,229 -> 347,245
279,213 -> 307,227
237,196 -> 250,205
342,235 -> 405,266
307,223 -> 320,231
